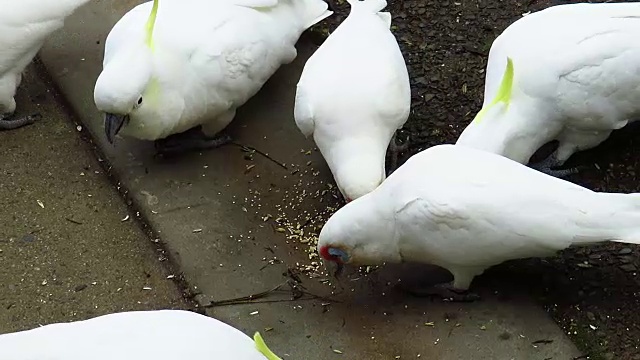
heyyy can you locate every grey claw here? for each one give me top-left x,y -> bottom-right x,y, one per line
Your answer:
536,165 -> 580,178
0,112 -> 41,130
529,151 -> 580,178
155,130 -> 232,156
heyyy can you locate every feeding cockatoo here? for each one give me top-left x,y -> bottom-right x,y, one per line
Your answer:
456,2 -> 640,177
0,0 -> 91,130
0,310 -> 282,360
318,144 -> 640,301
94,0 -> 332,155
294,0 -> 410,202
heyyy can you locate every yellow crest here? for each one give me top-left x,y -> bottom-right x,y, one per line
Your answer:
145,0 -> 159,50
472,57 -> 514,123
254,332 -> 282,360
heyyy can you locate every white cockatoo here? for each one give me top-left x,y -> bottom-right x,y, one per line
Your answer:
0,310 -> 282,360
294,0 -> 410,202
94,0 -> 332,155
456,2 -> 640,177
318,144 -> 640,300
0,0 -> 91,130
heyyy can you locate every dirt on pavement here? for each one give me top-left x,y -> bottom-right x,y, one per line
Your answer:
311,0 -> 640,359
0,65 -> 191,334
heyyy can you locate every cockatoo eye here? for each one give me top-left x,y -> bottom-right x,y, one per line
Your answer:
134,96 -> 143,109
319,246 -> 350,263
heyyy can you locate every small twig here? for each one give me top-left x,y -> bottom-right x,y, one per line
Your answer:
65,218 -> 83,225
206,282 -> 287,307
158,201 -> 212,215
532,339 -> 554,345
231,142 -> 288,170
204,279 -> 340,307
207,295 -> 338,307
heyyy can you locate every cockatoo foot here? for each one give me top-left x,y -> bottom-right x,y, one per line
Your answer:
155,126 -> 232,156
537,166 -> 580,178
387,132 -> 410,175
400,282 -> 481,302
529,151 -> 579,178
0,112 -> 40,131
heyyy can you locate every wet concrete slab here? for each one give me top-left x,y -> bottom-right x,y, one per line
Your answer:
35,0 -> 582,358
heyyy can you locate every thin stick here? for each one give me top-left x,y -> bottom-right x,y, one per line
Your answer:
204,280 -> 340,307
206,282 -> 286,307
231,142 -> 288,170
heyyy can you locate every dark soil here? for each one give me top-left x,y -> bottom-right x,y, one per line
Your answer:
313,0 -> 640,359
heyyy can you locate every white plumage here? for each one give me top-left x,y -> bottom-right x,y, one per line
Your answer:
94,0 -> 332,149
0,310 -> 280,360
294,0 -> 410,201
0,0 -> 90,129
456,2 -> 640,173
318,144 -> 640,291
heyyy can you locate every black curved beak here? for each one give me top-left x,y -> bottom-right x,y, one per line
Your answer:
104,113 -> 127,144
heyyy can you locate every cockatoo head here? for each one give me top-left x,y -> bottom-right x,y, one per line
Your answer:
318,195 -> 400,270
337,174 -> 382,204
93,0 -> 160,144
330,143 -> 387,203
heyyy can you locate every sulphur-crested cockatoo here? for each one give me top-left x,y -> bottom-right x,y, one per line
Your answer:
94,0 -> 332,155
294,0 -> 410,202
0,0 -> 90,130
318,144 -> 640,301
0,310 -> 282,360
456,2 -> 640,177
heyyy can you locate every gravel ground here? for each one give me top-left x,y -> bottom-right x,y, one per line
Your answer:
311,1 -> 640,359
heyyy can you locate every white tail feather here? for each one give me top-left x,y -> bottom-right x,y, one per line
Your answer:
571,193 -> 640,246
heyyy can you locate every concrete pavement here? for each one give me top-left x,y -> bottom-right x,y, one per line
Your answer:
21,0 -> 585,358
0,65 -> 188,334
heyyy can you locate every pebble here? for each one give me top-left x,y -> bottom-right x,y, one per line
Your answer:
618,248 -> 633,255
619,264 -> 637,273
618,256 -> 633,264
